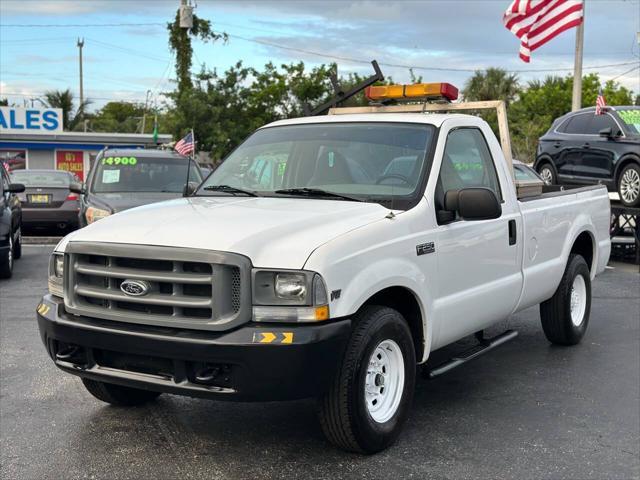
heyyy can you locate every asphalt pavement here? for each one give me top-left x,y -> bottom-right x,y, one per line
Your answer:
1,246 -> 639,480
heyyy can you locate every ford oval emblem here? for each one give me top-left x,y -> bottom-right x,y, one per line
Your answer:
120,279 -> 150,297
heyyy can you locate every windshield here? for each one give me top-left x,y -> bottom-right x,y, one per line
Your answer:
92,155 -> 202,193
10,171 -> 73,187
617,109 -> 640,135
198,123 -> 435,206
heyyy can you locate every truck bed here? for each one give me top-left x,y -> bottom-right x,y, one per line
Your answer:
514,184 -> 611,313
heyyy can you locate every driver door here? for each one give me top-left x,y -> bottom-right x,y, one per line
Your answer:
431,123 -> 523,348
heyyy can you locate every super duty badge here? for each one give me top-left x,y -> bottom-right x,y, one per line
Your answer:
416,242 -> 435,256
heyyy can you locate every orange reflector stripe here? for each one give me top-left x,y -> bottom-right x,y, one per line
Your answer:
315,305 -> 330,321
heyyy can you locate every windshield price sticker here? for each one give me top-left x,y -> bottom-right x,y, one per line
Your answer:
102,156 -> 138,166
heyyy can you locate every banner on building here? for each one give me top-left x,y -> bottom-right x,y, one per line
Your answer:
56,151 -> 84,180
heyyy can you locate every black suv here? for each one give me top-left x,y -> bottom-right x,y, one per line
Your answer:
535,106 -> 640,207
0,163 -> 25,278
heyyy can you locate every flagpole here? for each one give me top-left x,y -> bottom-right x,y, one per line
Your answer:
571,0 -> 585,111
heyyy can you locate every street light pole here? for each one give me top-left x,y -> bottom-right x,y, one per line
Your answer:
77,37 -> 85,131
571,1 -> 585,112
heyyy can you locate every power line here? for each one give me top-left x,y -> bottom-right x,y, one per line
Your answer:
222,31 -> 640,74
608,65 -> 640,82
0,23 -> 165,28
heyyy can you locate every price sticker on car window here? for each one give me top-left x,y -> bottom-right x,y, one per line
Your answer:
102,170 -> 120,184
102,157 -> 138,166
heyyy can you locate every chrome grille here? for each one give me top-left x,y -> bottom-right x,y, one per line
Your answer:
63,242 -> 251,331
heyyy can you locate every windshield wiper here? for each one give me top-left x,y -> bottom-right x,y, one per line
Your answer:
202,185 -> 258,197
274,188 -> 363,202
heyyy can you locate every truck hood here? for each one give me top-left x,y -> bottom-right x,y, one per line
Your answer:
62,196 -> 390,269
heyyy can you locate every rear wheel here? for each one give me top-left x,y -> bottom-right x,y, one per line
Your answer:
537,163 -> 556,185
617,163 -> 640,207
540,254 -> 591,345
82,379 -> 161,406
0,234 -> 13,279
317,305 -> 416,454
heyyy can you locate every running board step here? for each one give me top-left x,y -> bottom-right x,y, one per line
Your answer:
425,329 -> 518,379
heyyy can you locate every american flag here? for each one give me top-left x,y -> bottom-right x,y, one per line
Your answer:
503,0 -> 584,63
595,89 -> 607,115
174,131 -> 195,156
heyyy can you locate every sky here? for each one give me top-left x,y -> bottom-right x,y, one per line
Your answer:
1,0 -> 639,112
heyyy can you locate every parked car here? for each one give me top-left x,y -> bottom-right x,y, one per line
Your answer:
535,106 -> 640,207
0,163 -> 24,278
10,169 -> 81,233
72,148 -> 203,226
38,102 -> 610,453
513,159 -> 544,182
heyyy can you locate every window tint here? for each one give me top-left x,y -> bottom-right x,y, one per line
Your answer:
562,113 -> 591,134
586,114 -> 619,135
438,128 -> 502,200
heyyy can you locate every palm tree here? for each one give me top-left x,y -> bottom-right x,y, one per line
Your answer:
43,89 -> 91,130
462,68 -> 520,106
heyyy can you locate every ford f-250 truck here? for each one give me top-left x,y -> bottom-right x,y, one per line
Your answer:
37,100 -> 611,453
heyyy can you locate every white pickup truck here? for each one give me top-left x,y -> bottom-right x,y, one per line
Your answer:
38,107 -> 611,454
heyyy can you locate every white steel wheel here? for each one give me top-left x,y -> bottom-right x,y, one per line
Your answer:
365,339 -> 405,424
539,166 -> 554,185
570,274 -> 587,326
619,167 -> 640,204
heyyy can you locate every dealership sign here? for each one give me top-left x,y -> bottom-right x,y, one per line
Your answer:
0,106 -> 63,134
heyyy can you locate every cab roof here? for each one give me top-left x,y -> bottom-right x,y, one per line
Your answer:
262,113 -> 476,129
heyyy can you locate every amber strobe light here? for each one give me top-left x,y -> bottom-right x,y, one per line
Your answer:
365,82 -> 459,102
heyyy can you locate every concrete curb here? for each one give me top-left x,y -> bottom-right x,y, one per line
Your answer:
23,236 -> 62,245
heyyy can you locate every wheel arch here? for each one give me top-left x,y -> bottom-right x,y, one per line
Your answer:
354,285 -> 427,364
534,155 -> 556,173
569,229 -> 595,276
613,154 -> 640,183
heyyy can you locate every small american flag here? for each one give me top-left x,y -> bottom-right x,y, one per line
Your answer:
174,131 -> 195,156
503,0 -> 584,63
595,89 -> 607,115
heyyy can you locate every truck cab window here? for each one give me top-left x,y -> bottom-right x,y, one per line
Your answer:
436,128 -> 502,211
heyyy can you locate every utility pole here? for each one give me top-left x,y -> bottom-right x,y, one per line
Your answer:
77,37 -> 85,131
141,89 -> 152,133
571,1 -> 585,112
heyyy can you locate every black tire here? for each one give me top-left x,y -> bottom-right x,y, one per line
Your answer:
82,378 -> 161,406
540,254 -> 591,345
13,227 -> 22,260
537,162 -> 556,186
317,305 -> 416,454
617,163 -> 640,207
0,233 -> 13,279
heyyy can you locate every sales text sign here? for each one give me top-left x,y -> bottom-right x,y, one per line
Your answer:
0,107 -> 63,134
56,151 -> 84,180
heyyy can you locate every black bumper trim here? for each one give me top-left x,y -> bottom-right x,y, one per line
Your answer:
37,295 -> 351,401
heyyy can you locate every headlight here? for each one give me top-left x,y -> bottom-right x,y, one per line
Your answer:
85,206 -> 111,224
48,253 -> 64,298
252,270 -> 329,323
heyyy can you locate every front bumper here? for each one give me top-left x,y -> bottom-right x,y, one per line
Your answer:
37,295 -> 350,401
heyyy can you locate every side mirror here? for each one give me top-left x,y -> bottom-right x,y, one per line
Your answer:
599,127 -> 612,138
69,182 -> 85,194
7,183 -> 25,193
443,187 -> 501,221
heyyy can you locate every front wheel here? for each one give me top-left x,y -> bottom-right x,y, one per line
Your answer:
317,305 -> 416,454
13,227 -> 22,260
0,233 -> 13,279
540,254 -> 591,345
617,163 -> 640,207
537,163 -> 556,186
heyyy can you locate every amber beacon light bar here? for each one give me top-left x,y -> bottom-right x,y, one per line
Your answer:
365,82 -> 459,102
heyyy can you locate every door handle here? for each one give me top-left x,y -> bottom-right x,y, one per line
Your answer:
508,220 -> 516,246
583,142 -> 590,149
553,142 -> 561,148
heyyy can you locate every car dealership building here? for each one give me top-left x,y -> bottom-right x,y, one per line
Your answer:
0,106 -> 171,180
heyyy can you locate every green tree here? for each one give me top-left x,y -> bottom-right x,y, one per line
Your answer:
43,89 -> 91,130
89,102 -> 147,133
462,68 -> 520,105
0,98 -> 8,106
